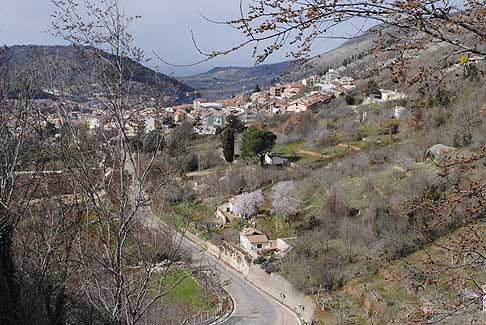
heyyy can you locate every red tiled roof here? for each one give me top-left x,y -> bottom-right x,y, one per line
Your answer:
246,234 -> 269,243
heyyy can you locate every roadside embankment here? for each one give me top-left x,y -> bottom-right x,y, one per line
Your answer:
185,231 -> 315,323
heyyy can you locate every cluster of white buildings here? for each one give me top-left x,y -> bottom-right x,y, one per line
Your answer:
254,69 -> 357,114
301,69 -> 356,92
80,106 -> 188,136
191,97 -> 256,135
39,66 -> 412,141
64,68 -> 357,136
184,69 -> 359,133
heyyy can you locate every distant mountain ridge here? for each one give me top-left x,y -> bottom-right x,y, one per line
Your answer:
203,62 -> 289,74
4,45 -> 194,102
182,31 -> 377,100
181,61 -> 290,100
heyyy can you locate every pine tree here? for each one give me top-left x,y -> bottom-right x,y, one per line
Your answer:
241,127 -> 276,166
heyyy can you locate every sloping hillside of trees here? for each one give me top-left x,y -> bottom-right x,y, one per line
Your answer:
6,45 -> 194,102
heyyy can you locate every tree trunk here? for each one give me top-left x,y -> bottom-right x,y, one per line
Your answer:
0,222 -> 19,325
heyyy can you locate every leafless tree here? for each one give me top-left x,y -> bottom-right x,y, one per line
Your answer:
4,0 -> 215,323
0,46 -> 56,323
315,286 -> 352,325
183,0 -> 486,84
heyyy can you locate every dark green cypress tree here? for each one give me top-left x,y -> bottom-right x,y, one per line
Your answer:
221,128 -> 235,164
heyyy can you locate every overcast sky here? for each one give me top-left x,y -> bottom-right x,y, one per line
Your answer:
0,0 -> 344,76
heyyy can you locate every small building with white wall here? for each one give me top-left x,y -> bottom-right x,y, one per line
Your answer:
265,153 -> 289,166
240,228 -> 270,251
276,237 -> 298,256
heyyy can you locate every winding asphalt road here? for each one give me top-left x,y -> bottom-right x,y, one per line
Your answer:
139,208 -> 300,325
127,158 -> 299,325
181,233 -> 299,325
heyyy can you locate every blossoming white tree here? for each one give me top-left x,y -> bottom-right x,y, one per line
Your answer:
270,181 -> 302,220
232,190 -> 264,219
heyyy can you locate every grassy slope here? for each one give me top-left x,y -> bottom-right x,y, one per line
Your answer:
163,270 -> 214,311
316,222 -> 486,324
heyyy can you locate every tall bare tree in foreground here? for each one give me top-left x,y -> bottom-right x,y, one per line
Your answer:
0,46 -> 52,323
48,0 -> 202,323
0,0 -> 216,324
0,45 -> 88,325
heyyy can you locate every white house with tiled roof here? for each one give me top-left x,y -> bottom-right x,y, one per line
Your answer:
239,227 -> 270,251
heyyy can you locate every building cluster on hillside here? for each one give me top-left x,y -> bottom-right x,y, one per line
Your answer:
180,69 -> 357,134
190,97 -> 257,135
75,104 -> 188,137
34,96 -> 184,138
31,67 -> 414,141
302,68 -> 355,91
258,68 -> 356,114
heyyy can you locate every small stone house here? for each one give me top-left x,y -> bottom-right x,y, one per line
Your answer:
276,237 -> 298,256
215,202 -> 235,225
215,196 -> 243,225
264,153 -> 289,166
285,93 -> 334,113
240,228 -> 270,251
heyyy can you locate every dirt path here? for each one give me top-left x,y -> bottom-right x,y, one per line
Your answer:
298,150 -> 327,158
337,143 -> 362,151
186,170 -> 218,177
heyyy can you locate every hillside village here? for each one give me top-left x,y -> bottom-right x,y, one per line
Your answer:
9,40 -> 486,323
154,51 -> 485,324
2,1 -> 486,324
26,43 -> 484,324
38,66 -> 406,139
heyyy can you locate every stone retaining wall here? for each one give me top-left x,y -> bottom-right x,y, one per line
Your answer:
185,232 -> 315,323
185,232 -> 251,275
